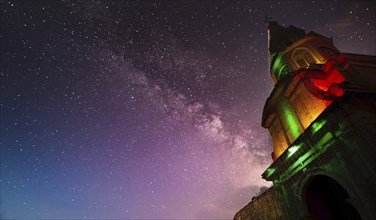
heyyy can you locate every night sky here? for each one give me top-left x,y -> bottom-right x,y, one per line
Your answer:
1,0 -> 375,219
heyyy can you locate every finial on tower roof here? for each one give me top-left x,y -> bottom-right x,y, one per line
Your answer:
264,16 -> 272,24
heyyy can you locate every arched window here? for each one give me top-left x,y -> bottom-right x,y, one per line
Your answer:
292,48 -> 316,68
305,175 -> 362,220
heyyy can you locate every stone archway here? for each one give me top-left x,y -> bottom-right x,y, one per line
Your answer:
304,175 -> 362,220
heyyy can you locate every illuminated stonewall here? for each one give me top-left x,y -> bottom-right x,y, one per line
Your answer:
234,22 -> 376,220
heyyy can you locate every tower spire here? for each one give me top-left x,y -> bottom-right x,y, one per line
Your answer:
267,22 -> 305,54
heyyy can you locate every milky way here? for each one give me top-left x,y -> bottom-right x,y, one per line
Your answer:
1,1 -> 375,219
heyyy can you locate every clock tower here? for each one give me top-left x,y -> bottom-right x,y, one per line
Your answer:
234,22 -> 376,219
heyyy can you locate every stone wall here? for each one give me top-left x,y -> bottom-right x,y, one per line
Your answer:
234,186 -> 289,220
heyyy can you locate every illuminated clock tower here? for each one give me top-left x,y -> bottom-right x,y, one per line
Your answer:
234,22 -> 376,220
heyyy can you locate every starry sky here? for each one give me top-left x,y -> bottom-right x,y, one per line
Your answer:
1,0 -> 375,219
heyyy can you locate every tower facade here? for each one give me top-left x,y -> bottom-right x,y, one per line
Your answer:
234,22 -> 376,219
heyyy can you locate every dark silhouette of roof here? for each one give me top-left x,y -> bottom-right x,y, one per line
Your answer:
267,21 -> 306,54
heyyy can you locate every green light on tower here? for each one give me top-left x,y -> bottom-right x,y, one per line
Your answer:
311,119 -> 327,134
284,107 -> 301,140
271,53 -> 284,73
288,144 -> 301,158
265,167 -> 276,178
271,52 -> 291,80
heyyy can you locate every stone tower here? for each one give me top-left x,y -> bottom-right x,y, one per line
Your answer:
234,22 -> 376,219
